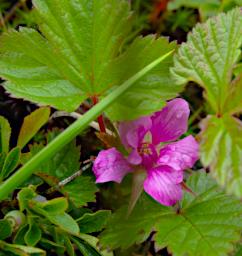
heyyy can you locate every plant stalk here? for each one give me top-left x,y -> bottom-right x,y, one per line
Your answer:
0,50 -> 174,201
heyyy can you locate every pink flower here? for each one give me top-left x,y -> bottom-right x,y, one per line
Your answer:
92,99 -> 199,206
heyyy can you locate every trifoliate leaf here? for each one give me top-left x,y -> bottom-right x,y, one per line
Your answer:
199,115 -> 242,197
100,172 -> 242,256
171,8 -> 242,114
0,0 -> 181,120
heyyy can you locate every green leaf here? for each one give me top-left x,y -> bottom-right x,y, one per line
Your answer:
199,115 -> 242,197
104,36 -> 179,120
77,210 -> 111,234
0,0 -> 180,120
40,197 -> 68,214
0,241 -> 46,256
171,8 -> 242,114
60,175 -> 98,208
168,0 -> 221,20
47,213 -> 79,235
1,147 -> 20,179
26,134 -> 98,207
0,116 -> 11,154
24,216 -> 42,246
100,172 -> 242,256
17,107 -> 50,149
0,219 -> 13,240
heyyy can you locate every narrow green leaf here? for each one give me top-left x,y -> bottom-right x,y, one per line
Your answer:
17,107 -> 50,149
1,147 -> 20,179
40,197 -> 68,214
0,116 -> 11,154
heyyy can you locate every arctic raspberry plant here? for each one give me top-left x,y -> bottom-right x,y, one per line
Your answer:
0,1 -> 241,256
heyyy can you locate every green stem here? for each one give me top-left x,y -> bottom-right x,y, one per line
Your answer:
0,50 -> 174,201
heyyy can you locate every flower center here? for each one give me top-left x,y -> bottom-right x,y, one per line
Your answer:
138,142 -> 158,169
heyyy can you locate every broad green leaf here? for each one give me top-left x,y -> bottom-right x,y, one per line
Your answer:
24,216 -> 42,246
0,116 -> 11,154
171,8 -> 242,114
17,107 -> 50,149
199,115 -> 242,197
0,0 -> 180,120
77,210 -> 111,234
0,219 -> 12,240
104,36 -> 179,120
1,147 -> 20,179
100,172 -> 242,256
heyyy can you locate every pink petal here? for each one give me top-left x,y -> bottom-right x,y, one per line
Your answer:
158,135 -> 199,171
93,148 -> 132,183
127,149 -> 142,165
144,166 -> 183,206
118,116 -> 152,149
151,98 -> 190,144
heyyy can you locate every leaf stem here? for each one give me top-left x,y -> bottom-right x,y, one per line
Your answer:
0,50 -> 174,201
91,95 -> 106,133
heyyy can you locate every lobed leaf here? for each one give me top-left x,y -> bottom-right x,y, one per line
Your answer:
0,0 -> 181,120
171,8 -> 242,113
100,172 -> 242,256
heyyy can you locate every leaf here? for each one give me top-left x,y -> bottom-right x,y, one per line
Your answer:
171,8 -> 242,114
26,133 -> 98,207
0,0 -> 180,120
24,216 -> 42,246
100,172 -> 242,256
1,147 -> 20,179
46,213 -> 80,235
60,175 -> 98,208
0,116 -> 11,154
0,219 -> 12,240
40,197 -> 68,214
17,107 -> 50,149
199,115 -> 242,197
168,0 -> 221,20
0,241 -> 46,256
104,36 -> 180,120
77,210 -> 111,234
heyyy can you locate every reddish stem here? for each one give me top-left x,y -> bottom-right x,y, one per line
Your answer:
91,96 -> 106,133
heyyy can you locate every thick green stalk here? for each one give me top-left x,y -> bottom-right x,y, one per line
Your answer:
0,50 -> 173,200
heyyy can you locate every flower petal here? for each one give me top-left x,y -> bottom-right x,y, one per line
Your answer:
93,148 -> 132,183
127,149 -> 142,165
158,135 -> 199,171
118,116 -> 152,149
144,166 -> 183,206
151,98 -> 190,144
